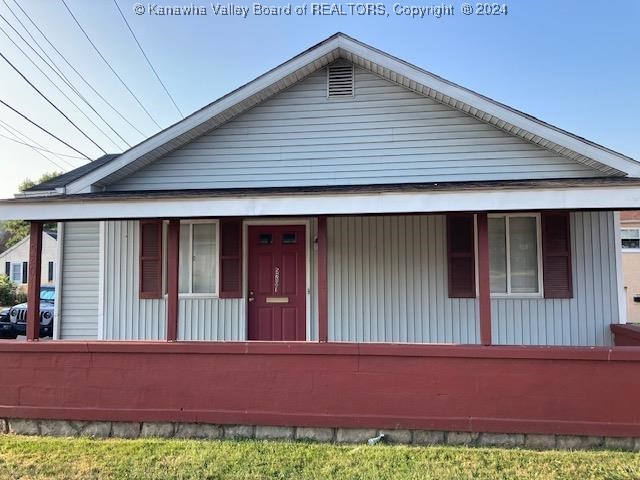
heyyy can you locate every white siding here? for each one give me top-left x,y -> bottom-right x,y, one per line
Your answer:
491,211 -> 619,346
0,233 -> 58,288
103,220 -> 246,341
328,215 -> 479,343
59,222 -> 99,339
108,66 -> 599,192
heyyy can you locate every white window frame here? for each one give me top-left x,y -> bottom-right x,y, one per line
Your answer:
621,227 -> 640,252
10,262 -> 22,283
163,219 -> 220,298
488,213 -> 544,298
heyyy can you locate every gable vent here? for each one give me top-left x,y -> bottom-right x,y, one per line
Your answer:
327,64 -> 354,97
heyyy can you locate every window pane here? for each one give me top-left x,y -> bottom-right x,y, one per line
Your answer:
488,218 -> 507,293
622,239 -> 640,249
622,229 -> 640,240
179,224 -> 190,293
509,217 -> 539,293
192,223 -> 216,294
10,264 -> 21,283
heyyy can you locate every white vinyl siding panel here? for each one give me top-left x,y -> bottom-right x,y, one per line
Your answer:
59,222 -> 99,339
328,215 -> 479,344
491,211 -> 618,346
109,67 -> 599,192
103,220 -> 245,341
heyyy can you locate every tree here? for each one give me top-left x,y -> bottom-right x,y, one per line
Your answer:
2,172 -> 62,250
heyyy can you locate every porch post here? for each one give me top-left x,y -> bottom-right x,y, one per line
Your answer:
166,219 -> 180,341
26,221 -> 43,341
476,213 -> 492,346
317,216 -> 328,342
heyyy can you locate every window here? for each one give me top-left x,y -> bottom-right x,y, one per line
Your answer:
178,221 -> 218,295
621,228 -> 640,250
10,263 -> 22,283
488,214 -> 542,296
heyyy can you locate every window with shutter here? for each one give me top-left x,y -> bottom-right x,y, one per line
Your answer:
447,214 -> 476,298
541,211 -> 572,299
139,220 -> 163,299
219,219 -> 242,298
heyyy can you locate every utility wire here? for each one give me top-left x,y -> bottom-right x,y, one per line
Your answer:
10,0 -> 147,139
0,50 -> 108,154
0,130 -> 84,163
0,3 -> 131,148
112,0 -> 183,118
60,0 -> 162,130
0,123 -> 67,170
0,18 -> 126,151
0,99 -> 91,159
0,117 -> 85,164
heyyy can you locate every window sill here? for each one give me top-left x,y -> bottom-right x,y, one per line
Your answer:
490,294 -> 544,300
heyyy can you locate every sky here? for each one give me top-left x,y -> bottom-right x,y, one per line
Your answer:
0,0 -> 638,198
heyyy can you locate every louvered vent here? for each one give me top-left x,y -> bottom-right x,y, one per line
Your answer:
327,64 -> 354,97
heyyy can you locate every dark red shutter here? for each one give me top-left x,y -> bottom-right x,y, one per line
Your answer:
139,220 -> 163,299
447,214 -> 476,298
22,262 -> 28,284
219,219 -> 242,298
542,211 -> 573,298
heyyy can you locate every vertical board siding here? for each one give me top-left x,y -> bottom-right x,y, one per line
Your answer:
178,298 -> 245,341
491,211 -> 618,346
109,67 -> 599,192
104,221 -> 165,340
104,221 -> 246,341
60,222 -> 99,339
328,215 -> 479,344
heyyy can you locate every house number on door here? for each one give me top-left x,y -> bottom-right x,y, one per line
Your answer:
274,266 -> 280,293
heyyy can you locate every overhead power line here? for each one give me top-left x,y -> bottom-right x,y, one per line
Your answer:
0,123 -> 67,170
0,117 -> 85,163
0,17 -> 126,151
0,3 -> 131,149
0,98 -> 91,159
0,50 -> 108,154
9,0 -> 148,139
0,129 -> 85,163
113,0 -> 184,118
60,0 -> 163,130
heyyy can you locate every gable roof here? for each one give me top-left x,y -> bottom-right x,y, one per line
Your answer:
26,154 -> 118,193
0,231 -> 57,257
28,33 -> 640,195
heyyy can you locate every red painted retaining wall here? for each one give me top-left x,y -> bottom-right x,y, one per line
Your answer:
0,342 -> 639,437
611,324 -> 640,346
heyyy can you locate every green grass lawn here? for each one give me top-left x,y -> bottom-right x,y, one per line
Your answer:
0,435 -> 639,480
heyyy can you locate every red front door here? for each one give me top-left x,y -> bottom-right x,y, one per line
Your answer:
248,225 -> 306,341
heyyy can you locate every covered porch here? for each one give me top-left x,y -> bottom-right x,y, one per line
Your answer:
1,179 -> 640,440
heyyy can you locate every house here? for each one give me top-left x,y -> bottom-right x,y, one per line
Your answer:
620,211 -> 640,323
0,33 -> 639,445
0,231 -> 57,292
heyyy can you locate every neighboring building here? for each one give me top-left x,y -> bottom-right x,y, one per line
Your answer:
0,34 -> 639,444
620,211 -> 640,323
0,231 -> 57,292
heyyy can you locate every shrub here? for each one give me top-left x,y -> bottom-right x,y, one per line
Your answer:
0,275 -> 17,306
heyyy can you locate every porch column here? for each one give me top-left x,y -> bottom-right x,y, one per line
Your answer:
26,221 -> 43,341
317,216 -> 328,342
166,219 -> 180,341
476,213 -> 492,345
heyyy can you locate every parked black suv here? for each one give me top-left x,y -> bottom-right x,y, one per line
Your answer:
0,286 -> 55,338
